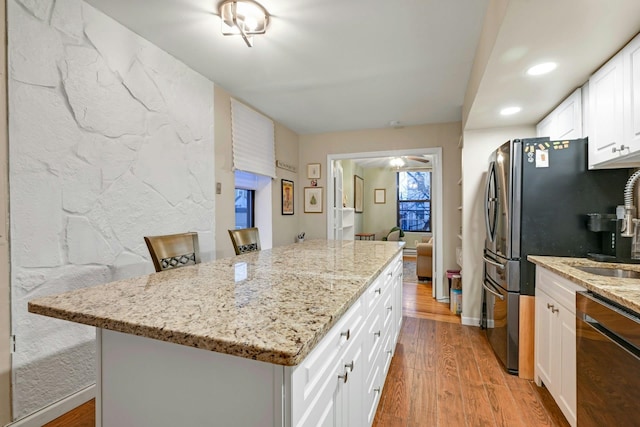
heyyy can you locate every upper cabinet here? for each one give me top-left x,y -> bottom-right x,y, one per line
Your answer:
536,88 -> 583,140
588,33 -> 640,169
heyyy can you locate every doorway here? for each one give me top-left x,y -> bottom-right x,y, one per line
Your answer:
326,148 -> 446,301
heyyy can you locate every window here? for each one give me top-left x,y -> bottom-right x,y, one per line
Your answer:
397,171 -> 431,232
235,188 -> 255,229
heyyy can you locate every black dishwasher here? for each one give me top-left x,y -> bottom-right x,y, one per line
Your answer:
576,292 -> 640,426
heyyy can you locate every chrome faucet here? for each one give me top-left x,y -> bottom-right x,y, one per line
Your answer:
621,170 -> 640,238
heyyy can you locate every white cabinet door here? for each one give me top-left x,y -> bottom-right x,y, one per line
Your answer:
534,288 -> 554,392
341,334 -> 364,427
588,52 -> 625,166
558,304 -> 577,427
536,113 -> 555,138
624,34 -> 640,153
555,89 -> 582,139
537,89 -> 582,140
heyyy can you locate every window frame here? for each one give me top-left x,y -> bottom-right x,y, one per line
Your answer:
234,187 -> 255,229
396,171 -> 432,232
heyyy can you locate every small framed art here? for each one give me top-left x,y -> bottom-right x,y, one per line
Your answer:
307,163 -> 321,179
374,188 -> 386,204
304,187 -> 323,213
281,179 -> 294,215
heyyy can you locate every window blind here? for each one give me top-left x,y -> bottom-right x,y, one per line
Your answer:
231,98 -> 276,178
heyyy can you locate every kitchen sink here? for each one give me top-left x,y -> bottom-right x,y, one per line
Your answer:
574,266 -> 640,279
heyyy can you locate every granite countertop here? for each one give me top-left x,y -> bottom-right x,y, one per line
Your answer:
528,256 -> 640,313
28,239 -> 403,366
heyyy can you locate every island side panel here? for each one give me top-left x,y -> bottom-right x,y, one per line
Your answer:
98,329 -> 285,427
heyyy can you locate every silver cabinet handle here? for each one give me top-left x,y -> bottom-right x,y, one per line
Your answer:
387,306 -> 393,312
547,303 -> 554,309
338,371 -> 348,383
345,361 -> 354,372
482,256 -> 505,270
375,288 -> 382,294
551,307 -> 559,314
386,349 -> 393,355
373,387 -> 381,394
340,329 -> 350,340
612,144 -> 627,153
374,330 -> 381,337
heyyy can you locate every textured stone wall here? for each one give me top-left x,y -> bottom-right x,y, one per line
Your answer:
8,0 -> 215,419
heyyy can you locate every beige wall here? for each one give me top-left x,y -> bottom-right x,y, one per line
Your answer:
462,126 -> 535,324
0,0 -> 10,421
363,167 -> 397,240
214,85 -> 300,258
271,123 -> 300,246
299,122 -> 462,277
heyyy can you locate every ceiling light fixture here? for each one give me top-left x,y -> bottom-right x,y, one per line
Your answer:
500,106 -> 522,116
218,0 -> 269,47
389,158 -> 405,168
526,62 -> 557,76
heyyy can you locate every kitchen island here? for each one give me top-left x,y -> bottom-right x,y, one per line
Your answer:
29,239 -> 404,427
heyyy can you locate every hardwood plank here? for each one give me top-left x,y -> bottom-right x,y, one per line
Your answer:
43,399 -> 95,427
463,325 -> 508,386
380,361 -> 414,419
374,413 -> 406,427
530,383 -> 571,427
459,383 -> 496,427
408,369 -> 437,426
435,323 -> 467,427
414,319 -> 437,372
505,381 -> 556,427
484,384 -> 526,427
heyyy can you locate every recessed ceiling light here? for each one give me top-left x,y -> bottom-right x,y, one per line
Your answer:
526,62 -> 557,76
500,106 -> 521,116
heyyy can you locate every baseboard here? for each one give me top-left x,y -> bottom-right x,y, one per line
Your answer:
461,316 -> 482,326
7,384 -> 95,427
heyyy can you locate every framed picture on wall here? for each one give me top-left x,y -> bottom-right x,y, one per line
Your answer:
307,163 -> 321,179
354,175 -> 364,213
304,187 -> 323,213
374,188 -> 386,204
281,179 -> 294,215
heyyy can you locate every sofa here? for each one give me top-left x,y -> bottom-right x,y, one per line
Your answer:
416,236 -> 433,280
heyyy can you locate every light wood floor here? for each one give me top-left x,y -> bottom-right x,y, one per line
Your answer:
45,258 -> 568,427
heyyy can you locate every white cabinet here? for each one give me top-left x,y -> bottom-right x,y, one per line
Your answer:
536,88 -> 583,140
588,52 -> 625,166
293,252 -> 403,427
534,267 -> 585,427
623,34 -> 640,153
588,33 -> 640,168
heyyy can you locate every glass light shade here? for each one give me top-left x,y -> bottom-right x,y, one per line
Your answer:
219,0 -> 268,36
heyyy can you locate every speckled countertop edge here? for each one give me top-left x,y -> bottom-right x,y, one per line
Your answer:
28,240 -> 404,366
528,256 -> 640,313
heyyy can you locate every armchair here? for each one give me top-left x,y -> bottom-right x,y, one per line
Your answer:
416,236 -> 433,280
382,226 -> 405,241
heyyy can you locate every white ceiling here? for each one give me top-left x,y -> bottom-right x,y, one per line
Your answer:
84,0 -> 640,135
352,155 -> 432,170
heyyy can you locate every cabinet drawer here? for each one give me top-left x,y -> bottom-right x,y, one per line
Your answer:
291,297 -> 364,423
536,268 -> 585,313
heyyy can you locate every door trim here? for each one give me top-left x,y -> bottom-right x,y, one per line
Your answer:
325,148 -> 446,301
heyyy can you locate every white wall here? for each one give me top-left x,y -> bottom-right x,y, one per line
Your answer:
461,126 -> 535,326
8,0 -> 214,419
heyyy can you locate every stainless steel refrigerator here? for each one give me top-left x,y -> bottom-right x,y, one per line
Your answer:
481,137 -> 630,374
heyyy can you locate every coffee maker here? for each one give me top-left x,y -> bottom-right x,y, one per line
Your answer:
586,213 -> 634,262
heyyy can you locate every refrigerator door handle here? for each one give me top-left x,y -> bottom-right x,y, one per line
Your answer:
484,161 -> 497,242
482,255 -> 505,270
483,280 -> 505,301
